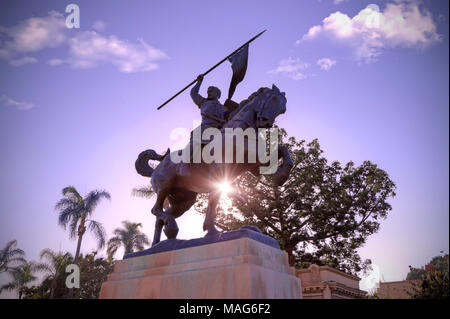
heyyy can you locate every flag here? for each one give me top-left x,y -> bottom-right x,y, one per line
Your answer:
228,44 -> 249,100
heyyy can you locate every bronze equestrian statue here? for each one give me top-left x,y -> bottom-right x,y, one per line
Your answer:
135,83 -> 293,246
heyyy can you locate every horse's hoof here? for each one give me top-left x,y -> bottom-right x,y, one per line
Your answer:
164,227 -> 179,239
163,217 -> 179,239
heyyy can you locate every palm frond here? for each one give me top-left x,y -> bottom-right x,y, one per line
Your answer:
0,240 -> 26,272
113,228 -> 126,237
39,248 -> 56,262
62,186 -> 83,201
88,220 -> 107,249
1,240 -> 22,255
135,234 -> 150,247
32,262 -> 52,274
106,237 -> 121,259
0,282 -> 15,293
107,221 -> 149,256
84,190 -> 111,215
55,197 -> 78,211
131,185 -> 155,199
68,216 -> 79,239
55,191 -> 83,230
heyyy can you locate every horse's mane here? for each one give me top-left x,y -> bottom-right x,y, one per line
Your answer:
224,87 -> 270,128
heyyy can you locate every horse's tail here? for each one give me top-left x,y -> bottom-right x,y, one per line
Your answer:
135,148 -> 170,177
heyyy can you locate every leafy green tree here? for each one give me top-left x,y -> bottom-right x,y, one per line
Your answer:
407,253 -> 449,280
55,186 -> 110,298
429,254 -> 450,273
22,252 -> 114,299
0,240 -> 26,273
107,221 -> 150,260
74,251 -> 114,299
195,130 -> 396,275
407,253 -> 449,299
21,283 -> 49,299
0,262 -> 44,299
406,267 -> 426,280
39,249 -> 73,299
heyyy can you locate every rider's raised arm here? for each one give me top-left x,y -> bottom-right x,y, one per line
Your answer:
190,75 -> 205,108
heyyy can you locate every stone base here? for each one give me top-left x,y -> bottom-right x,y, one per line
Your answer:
99,237 -> 302,299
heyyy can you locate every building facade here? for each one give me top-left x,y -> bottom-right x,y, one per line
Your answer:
296,264 -> 367,299
376,280 -> 419,299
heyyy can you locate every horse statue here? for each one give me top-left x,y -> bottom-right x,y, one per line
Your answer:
135,84 -> 294,246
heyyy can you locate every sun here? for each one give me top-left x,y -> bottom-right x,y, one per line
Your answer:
217,180 -> 232,195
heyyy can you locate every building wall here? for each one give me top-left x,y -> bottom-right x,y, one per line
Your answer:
296,264 -> 367,299
377,280 -> 418,299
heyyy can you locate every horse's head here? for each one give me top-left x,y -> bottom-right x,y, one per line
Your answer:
253,84 -> 287,128
227,85 -> 287,129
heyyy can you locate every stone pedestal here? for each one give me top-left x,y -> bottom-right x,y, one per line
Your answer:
100,236 -> 302,299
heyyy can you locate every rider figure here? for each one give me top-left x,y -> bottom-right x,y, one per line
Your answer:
178,75 -> 226,176
191,74 -> 226,141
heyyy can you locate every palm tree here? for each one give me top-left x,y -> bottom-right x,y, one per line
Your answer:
0,240 -> 26,273
132,184 -> 169,209
0,262 -> 43,299
107,221 -> 149,260
55,186 -> 110,298
39,249 -> 73,299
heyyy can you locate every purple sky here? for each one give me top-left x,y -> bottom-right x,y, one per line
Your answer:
0,0 -> 448,296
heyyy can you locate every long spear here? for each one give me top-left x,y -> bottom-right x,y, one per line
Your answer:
157,30 -> 267,110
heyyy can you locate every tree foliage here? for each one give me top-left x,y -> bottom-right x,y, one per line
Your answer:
55,186 -> 110,252
195,130 -> 396,275
22,251 -> 114,299
107,221 -> 150,260
54,186 -> 111,298
74,252 -> 114,299
407,253 -> 449,299
0,240 -> 26,273
38,249 -> 74,298
0,261 -> 44,299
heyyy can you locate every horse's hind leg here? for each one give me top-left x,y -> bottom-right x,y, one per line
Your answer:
150,187 -> 171,245
152,217 -> 164,246
203,191 -> 221,237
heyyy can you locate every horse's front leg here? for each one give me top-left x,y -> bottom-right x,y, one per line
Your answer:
152,207 -> 179,245
203,190 -> 221,237
151,187 -> 169,217
273,145 -> 294,186
162,205 -> 179,240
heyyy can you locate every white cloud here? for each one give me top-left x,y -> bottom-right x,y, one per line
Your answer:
268,57 -> 308,80
67,32 -> 168,73
0,11 -> 66,60
0,95 -> 34,110
317,58 -> 336,70
0,12 -> 168,72
298,1 -> 441,62
9,56 -> 37,67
